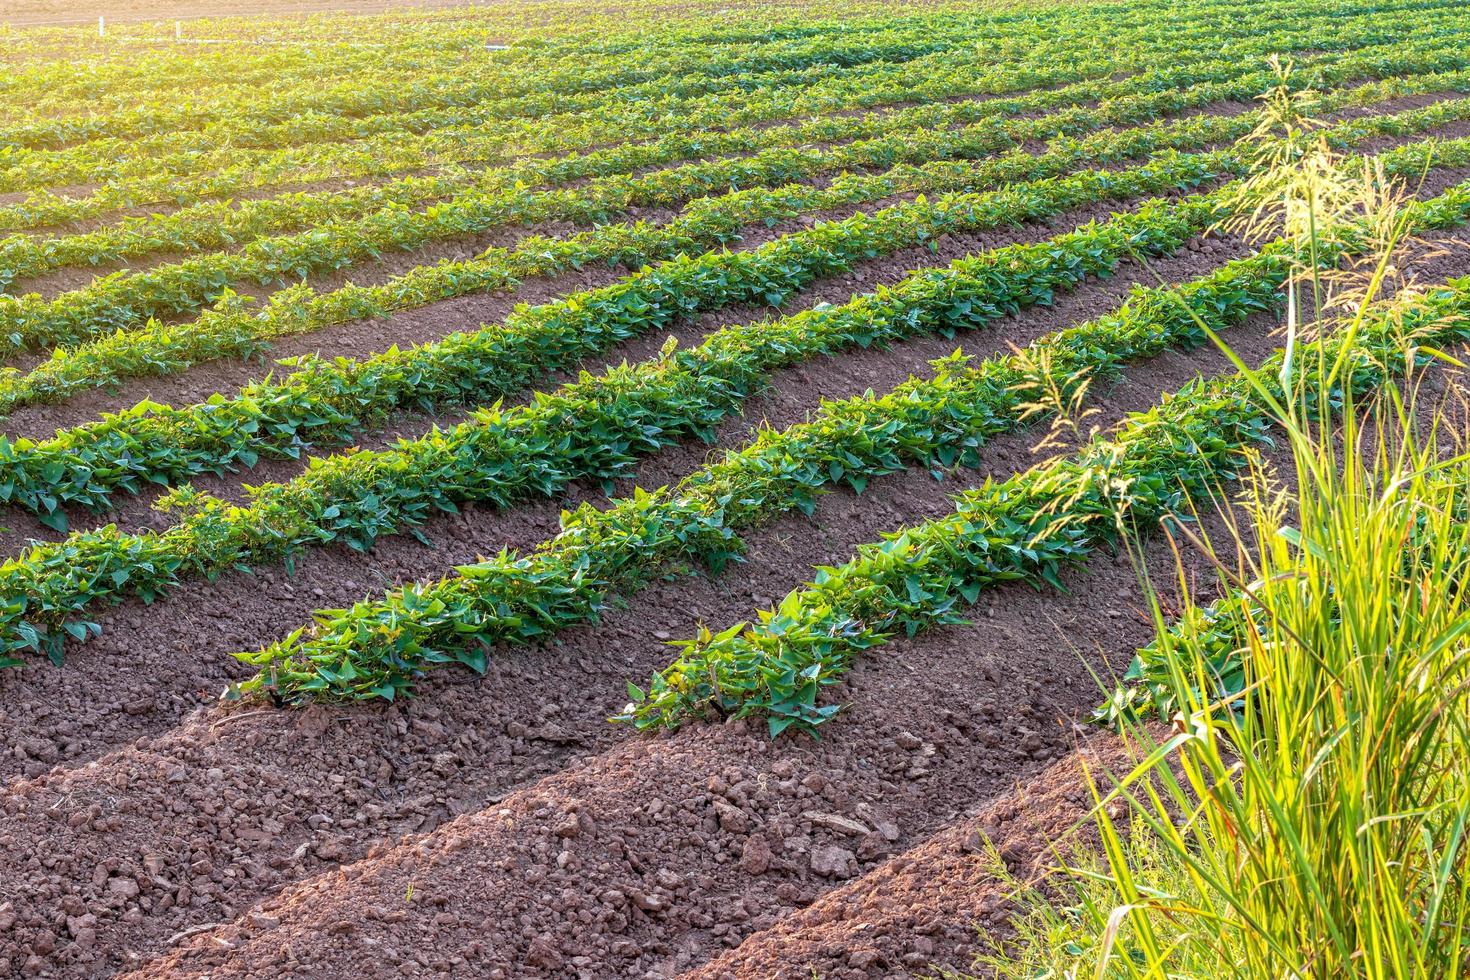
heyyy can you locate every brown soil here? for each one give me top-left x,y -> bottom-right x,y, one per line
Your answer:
0,305 -> 1450,980
116,341 -> 1468,980
102,385 -> 1263,980
686,736 -> 1143,979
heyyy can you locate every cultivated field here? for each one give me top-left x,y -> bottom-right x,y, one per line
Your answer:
2,0 -> 1470,976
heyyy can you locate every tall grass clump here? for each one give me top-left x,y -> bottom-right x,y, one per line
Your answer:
975,62 -> 1470,979
981,375 -> 1470,979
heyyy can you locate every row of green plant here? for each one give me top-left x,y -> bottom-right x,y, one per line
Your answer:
0,23 -> 981,153
0,159 -> 1249,668
6,21 -> 1402,275
0,39 -> 1137,227
0,0 -> 645,108
0,47 -> 1284,288
0,150 -> 1233,545
245,171 -> 1470,704
0,71 -> 1274,354
8,15 -> 1023,123
0,5 -> 1132,124
0,37 -> 395,108
620,269 -> 1470,735
1,25 -> 1208,324
0,0 -> 1446,198
0,0 -> 1300,132
0,28 -> 1102,194
17,8 -> 1469,241
3,90 -> 1465,527
0,0 -> 1271,59
242,219 -> 1285,701
0,48 -> 1225,235
4,148 -> 1461,682
0,39 -> 557,123
0,0 -> 852,59
13,5 -> 1157,125
0,168 -> 495,291
3,61 -> 1461,395
0,0 -> 1349,112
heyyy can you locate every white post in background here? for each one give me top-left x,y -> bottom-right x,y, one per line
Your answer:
176,20 -> 183,41
98,15 -> 105,37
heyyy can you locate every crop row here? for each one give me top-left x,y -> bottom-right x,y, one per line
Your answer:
12,9 -> 1082,150
0,61 -> 1253,289
0,18 -> 998,133
0,29 -> 1170,321
13,30 -> 1470,287
11,6 -> 1160,127
0,157 -> 1245,667
0,51 -> 1216,234
0,153 -> 1225,527
1,6 -> 1433,229
0,0 -> 667,107
0,31 -> 1100,193
244,209 -> 1270,700
5,59 -> 1466,376
0,27 -> 1375,278
249,179 -> 1470,704
5,149 -> 1228,520
2,0 -> 1454,197
618,272 -> 1470,733
0,65 -> 1270,352
1096,594 -> 1255,725
5,134 -> 1467,673
3,88 -> 1465,528
0,41 -> 1126,226
2,20 -> 1392,242
0,6 -> 1102,117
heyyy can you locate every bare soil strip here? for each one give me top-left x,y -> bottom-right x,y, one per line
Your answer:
121,311 -> 1470,980
682,737 -> 1137,979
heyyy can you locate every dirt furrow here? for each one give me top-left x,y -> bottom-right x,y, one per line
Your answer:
1,117 -> 1468,980
679,737 -> 1134,980
121,319 -> 1470,980
117,412 -> 1253,980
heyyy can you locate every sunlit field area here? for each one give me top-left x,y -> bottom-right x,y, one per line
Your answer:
2,0 -> 1470,976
